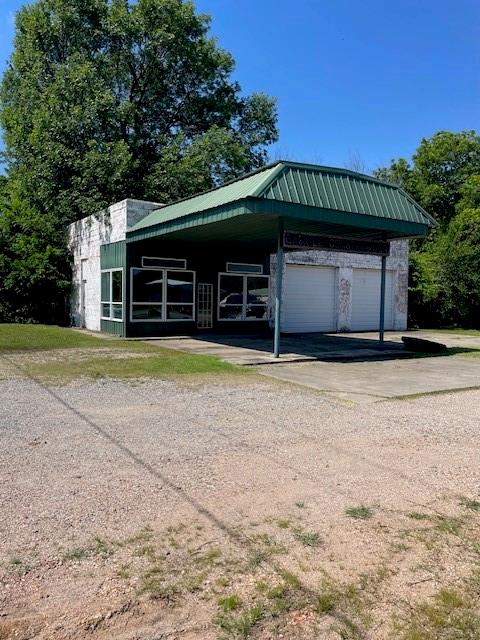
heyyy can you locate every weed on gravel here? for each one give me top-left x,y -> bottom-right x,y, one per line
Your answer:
345,505 -> 374,520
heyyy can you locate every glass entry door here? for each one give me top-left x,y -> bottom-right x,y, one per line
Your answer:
197,283 -> 213,329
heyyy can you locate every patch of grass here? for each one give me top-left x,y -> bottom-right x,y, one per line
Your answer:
116,564 -> 131,579
279,570 -> 301,589
0,323 -> 116,352
460,497 -> 480,512
28,350 -> 240,382
246,549 -> 270,569
315,578 -> 369,634
407,511 -> 431,521
63,537 -> 116,562
215,604 -> 264,638
194,547 -> 222,568
425,328 -> 480,337
138,571 -> 180,601
9,557 -> 31,575
2,323 -> 242,381
256,580 -> 270,594
94,536 -> 115,558
218,594 -> 242,612
133,543 -> 157,560
397,584 -> 480,640
63,547 -> 90,561
345,505 -> 373,520
295,501 -> 306,508
435,516 -> 463,536
316,587 -> 337,615
276,518 -> 292,529
216,576 -> 230,588
293,528 -> 322,547
125,526 -> 154,545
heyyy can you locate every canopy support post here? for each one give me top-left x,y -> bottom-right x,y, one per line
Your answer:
379,253 -> 387,345
273,219 -> 284,358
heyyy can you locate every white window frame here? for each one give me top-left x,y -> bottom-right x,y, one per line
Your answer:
217,272 -> 270,322
226,262 -> 263,274
141,256 -> 187,270
100,268 -> 123,323
130,267 -> 196,323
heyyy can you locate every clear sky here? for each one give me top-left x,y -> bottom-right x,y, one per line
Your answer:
1,0 -> 479,172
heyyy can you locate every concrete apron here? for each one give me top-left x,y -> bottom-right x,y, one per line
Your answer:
148,331 -> 480,404
147,332 -> 411,366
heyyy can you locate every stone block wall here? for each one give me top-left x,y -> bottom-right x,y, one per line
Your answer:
68,199 -> 161,330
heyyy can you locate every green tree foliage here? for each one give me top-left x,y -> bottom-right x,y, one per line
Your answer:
438,207 -> 480,326
0,0 -> 278,322
376,131 -> 480,328
0,180 -> 71,323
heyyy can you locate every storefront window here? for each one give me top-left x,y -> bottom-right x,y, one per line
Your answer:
101,269 -> 123,321
218,273 -> 269,321
131,267 -> 194,321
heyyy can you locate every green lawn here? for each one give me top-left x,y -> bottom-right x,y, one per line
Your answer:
425,328 -> 480,337
0,324 -> 241,380
0,323 -> 119,351
27,352 -> 240,382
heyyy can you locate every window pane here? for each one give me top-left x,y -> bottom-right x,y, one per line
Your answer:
219,275 -> 243,307
132,268 -> 163,303
246,305 -> 267,320
131,304 -> 163,320
112,304 -> 123,320
166,304 -> 194,320
247,276 -> 269,305
219,305 -> 243,320
112,271 -> 122,303
101,302 -> 111,318
167,271 -> 194,303
101,272 -> 111,301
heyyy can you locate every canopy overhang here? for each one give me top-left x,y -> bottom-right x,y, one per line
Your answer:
126,196 -> 430,250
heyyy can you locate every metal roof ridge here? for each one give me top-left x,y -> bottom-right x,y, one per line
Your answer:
262,160 -> 436,226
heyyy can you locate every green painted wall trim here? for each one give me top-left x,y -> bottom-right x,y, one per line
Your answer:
100,241 -> 126,336
100,319 -> 125,336
100,241 -> 126,269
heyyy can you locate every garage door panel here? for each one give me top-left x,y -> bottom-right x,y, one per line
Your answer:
282,265 -> 336,333
351,269 -> 394,331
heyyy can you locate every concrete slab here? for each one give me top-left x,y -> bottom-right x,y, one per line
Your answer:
148,332 -> 411,365
260,355 -> 480,403
147,330 -> 480,402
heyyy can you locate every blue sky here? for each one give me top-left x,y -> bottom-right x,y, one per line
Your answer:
1,0 -> 479,172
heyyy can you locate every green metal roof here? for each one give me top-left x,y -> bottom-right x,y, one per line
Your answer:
127,161 -> 435,244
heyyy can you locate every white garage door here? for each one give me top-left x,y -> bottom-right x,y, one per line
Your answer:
283,265 -> 336,333
351,269 -> 394,331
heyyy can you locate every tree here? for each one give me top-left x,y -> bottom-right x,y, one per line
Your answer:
375,131 -> 480,225
0,180 -> 71,323
0,0 -> 278,322
436,176 -> 480,326
375,131 -> 480,328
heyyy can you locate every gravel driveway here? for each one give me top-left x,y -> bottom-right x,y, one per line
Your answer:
1,371 -> 479,639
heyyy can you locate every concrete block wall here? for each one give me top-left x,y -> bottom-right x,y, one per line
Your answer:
269,239 -> 409,331
68,199 -> 161,330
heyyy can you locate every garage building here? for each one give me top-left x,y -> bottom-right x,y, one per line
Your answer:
68,161 -> 434,354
